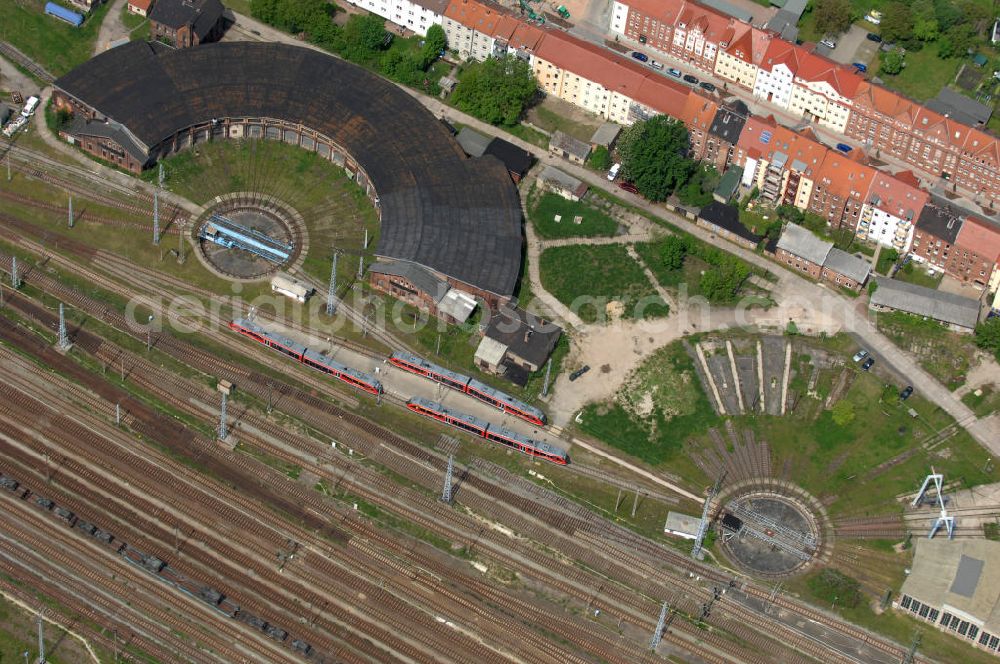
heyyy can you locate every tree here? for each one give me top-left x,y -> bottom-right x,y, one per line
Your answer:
776,204 -> 805,225
937,24 -> 975,59
879,49 -> 905,75
913,17 -> 939,42
659,235 -> 689,271
880,2 -> 914,44
814,0 -> 853,37
451,56 -> 537,126
699,258 -> 750,302
421,24 -> 447,68
251,0 -> 335,40
338,14 -> 389,62
586,145 -> 612,171
831,400 -> 856,426
617,116 -> 694,202
975,318 -> 1000,361
676,167 -> 717,207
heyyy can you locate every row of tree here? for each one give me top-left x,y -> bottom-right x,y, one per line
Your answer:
657,234 -> 752,302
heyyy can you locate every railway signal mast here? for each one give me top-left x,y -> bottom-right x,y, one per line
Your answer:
11,256 -> 20,289
67,195 -> 73,228
35,612 -> 45,664
218,391 -> 228,441
913,468 -> 955,539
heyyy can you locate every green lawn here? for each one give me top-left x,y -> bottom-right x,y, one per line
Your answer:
538,244 -> 669,323
504,123 -> 549,148
527,100 -> 601,143
962,383 -> 1000,418
0,0 -> 112,77
879,48 -> 962,103
121,4 -> 150,41
579,341 -> 720,466
874,310 -> 978,390
528,189 -> 619,239
893,263 -> 944,289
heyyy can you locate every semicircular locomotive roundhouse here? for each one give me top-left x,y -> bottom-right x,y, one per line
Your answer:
53,40 -> 524,304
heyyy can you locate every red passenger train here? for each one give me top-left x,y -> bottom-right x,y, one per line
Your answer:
406,397 -> 568,465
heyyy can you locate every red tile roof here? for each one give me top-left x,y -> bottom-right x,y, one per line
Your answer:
760,39 -> 806,74
444,0 -> 509,33
723,24 -> 770,65
956,216 -> 1000,262
868,171 -> 928,221
815,150 -> 875,199
506,21 -> 545,51
794,53 -> 862,98
675,1 -> 737,45
679,93 -> 717,130
129,0 -> 152,10
535,30 -> 691,117
615,0 -> 684,24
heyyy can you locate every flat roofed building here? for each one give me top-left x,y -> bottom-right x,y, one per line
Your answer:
538,165 -> 588,201
663,511 -> 700,539
820,247 -> 870,291
897,539 -> 1000,655
482,305 -> 561,373
270,273 -> 312,302
548,131 -> 591,165
869,277 -> 981,332
456,126 -> 492,157
775,222 -> 832,278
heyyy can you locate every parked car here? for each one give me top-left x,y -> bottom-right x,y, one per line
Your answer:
569,365 -> 591,381
631,51 -> 649,63
667,68 -> 682,78
607,163 -> 621,181
866,32 -> 882,42
683,74 -> 698,84
865,10 -> 882,24
836,143 -> 853,153
862,357 -> 875,371
899,386 -> 914,400
820,38 -> 837,49
852,349 -> 869,362
648,59 -> 664,70
852,62 -> 867,73
618,181 -> 639,194
699,81 -> 716,92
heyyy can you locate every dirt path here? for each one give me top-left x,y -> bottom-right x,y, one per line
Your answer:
94,0 -> 129,54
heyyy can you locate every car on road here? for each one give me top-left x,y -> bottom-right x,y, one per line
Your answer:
852,349 -> 869,363
699,81 -> 716,92
862,357 -> 875,371
852,62 -> 867,73
866,32 -> 882,42
631,51 -> 649,63
683,74 -> 698,84
607,163 -> 621,181
648,59 -> 664,70
618,181 -> 639,194
667,68 -> 682,78
836,143 -> 853,153
899,386 -> 914,400
569,365 -> 590,381
820,38 -> 837,49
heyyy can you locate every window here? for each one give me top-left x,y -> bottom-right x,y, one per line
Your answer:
980,631 -> 991,645
959,621 -> 970,636
969,626 -> 979,640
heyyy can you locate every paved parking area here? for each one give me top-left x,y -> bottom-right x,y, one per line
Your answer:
827,25 -> 869,65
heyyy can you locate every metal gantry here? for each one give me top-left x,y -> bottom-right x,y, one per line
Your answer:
441,455 -> 454,503
67,195 -> 73,228
541,358 -> 552,397
326,251 -> 339,316
649,601 -> 669,651
218,391 -> 228,440
11,256 -> 20,289
57,303 -> 70,350
357,255 -> 364,280
692,473 -> 725,560
36,612 -> 45,664
153,190 -> 160,246
913,469 -> 955,539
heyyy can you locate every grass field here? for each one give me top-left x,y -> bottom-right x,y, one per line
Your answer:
893,263 -> 944,289
146,138 -> 379,287
121,3 -> 150,41
0,0 -> 112,77
874,310 -> 978,390
526,100 -> 601,143
538,244 -> 669,323
879,48 -> 962,103
963,383 -> 1000,417
528,188 -> 619,239
580,341 -> 719,466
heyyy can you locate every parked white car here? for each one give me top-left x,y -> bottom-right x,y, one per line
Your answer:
607,163 -> 621,181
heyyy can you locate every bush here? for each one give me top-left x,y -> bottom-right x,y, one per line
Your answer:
587,146 -> 612,171
975,318 -> 1000,362
807,570 -> 863,609
451,56 -> 537,127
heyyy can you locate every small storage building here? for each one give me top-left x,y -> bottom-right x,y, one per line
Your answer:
45,2 -> 85,26
270,273 -> 312,303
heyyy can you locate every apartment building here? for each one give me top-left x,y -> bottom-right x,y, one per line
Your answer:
807,151 -> 875,230
752,39 -> 803,108
351,0 -> 447,35
857,170 -> 927,251
910,200 -> 964,272
952,216 -> 1000,287
787,54 -> 860,134
734,116 -> 827,211
610,0 -> 737,73
443,0 -> 507,60
714,24 -> 769,90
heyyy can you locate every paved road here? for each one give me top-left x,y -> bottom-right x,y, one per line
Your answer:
94,0 -> 130,54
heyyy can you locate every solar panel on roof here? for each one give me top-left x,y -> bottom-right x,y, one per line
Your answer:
760,131 -> 772,144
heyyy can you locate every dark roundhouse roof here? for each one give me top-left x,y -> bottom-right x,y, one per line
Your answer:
54,41 -> 523,297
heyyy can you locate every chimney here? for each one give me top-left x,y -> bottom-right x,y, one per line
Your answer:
523,329 -> 532,344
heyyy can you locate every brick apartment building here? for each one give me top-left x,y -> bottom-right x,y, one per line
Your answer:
149,0 -> 226,48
